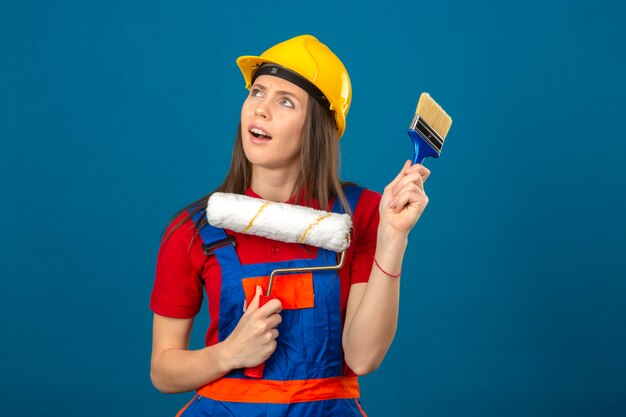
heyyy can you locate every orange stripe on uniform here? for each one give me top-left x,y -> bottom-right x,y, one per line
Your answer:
197,376 -> 360,404
355,398 -> 368,416
175,394 -> 197,417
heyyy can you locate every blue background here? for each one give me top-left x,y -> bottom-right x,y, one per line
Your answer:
1,0 -> 625,416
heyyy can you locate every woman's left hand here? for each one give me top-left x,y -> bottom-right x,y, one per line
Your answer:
379,160 -> 430,238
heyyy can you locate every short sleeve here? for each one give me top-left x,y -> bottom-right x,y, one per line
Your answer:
349,189 -> 382,284
150,213 -> 204,318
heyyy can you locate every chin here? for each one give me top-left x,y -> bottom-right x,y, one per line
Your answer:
247,155 -> 298,171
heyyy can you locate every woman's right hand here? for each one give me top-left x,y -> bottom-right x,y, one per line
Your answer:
222,285 -> 282,369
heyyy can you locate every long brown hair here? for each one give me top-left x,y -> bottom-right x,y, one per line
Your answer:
165,95 -> 352,241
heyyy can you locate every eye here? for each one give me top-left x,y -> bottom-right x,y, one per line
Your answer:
250,88 -> 263,97
280,98 -> 295,108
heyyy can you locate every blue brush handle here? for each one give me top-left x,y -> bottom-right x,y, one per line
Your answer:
408,129 -> 440,165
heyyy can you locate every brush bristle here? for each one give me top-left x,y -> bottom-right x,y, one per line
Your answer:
415,93 -> 452,140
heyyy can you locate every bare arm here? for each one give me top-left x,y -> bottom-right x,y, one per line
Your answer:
150,314 -> 232,393
343,161 -> 430,375
150,286 -> 282,393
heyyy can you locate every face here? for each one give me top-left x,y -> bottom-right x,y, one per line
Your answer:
240,74 -> 309,172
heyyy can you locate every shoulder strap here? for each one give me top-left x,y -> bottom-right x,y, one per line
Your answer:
331,186 -> 364,215
188,207 -> 235,256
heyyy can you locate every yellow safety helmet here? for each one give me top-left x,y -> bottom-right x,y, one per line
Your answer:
236,34 -> 352,138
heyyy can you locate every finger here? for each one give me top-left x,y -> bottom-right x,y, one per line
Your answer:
404,164 -> 430,182
414,166 -> 430,183
398,169 -> 425,186
267,312 -> 283,328
261,340 -> 277,359
393,180 -> 425,208
246,285 -> 263,314
388,160 -> 412,192
395,171 -> 426,195
269,328 -> 279,340
258,298 -> 282,315
390,161 -> 414,199
394,187 -> 428,213
389,173 -> 425,210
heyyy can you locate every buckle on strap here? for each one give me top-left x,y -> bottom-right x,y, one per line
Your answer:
202,235 -> 236,256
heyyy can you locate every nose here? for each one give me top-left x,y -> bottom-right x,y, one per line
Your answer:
255,99 -> 270,120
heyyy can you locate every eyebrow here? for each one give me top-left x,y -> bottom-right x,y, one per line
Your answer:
253,83 -> 302,102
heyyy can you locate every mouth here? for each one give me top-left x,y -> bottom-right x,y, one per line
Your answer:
249,127 -> 273,141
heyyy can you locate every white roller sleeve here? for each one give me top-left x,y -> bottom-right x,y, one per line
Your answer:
206,192 -> 352,252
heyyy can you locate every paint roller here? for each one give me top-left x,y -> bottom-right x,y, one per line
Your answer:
206,192 -> 353,378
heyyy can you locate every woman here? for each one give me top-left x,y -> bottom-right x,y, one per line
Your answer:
150,34 -> 430,416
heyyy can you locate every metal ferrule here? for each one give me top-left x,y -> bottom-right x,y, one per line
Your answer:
409,114 -> 444,153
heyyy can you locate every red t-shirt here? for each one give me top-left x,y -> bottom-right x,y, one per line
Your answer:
150,188 -> 381,348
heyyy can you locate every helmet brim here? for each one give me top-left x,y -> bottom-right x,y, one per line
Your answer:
236,56 -> 277,89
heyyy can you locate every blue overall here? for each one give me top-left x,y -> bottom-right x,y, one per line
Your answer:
178,187 -> 367,417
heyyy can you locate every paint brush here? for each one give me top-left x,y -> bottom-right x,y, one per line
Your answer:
408,93 -> 453,164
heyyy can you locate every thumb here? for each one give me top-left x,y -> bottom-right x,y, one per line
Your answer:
246,285 -> 263,313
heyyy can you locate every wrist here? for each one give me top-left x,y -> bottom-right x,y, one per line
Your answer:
213,340 -> 238,372
373,256 -> 402,278
374,228 -> 407,279
376,226 -> 408,253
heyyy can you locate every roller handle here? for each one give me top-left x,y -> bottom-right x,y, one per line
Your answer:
244,294 -> 274,379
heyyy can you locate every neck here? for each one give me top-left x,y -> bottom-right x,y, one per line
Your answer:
250,165 -> 300,202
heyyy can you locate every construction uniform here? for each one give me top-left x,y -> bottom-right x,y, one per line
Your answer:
151,187 -> 381,417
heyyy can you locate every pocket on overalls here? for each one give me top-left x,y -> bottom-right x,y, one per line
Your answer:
241,273 -> 315,378
241,273 -> 314,310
